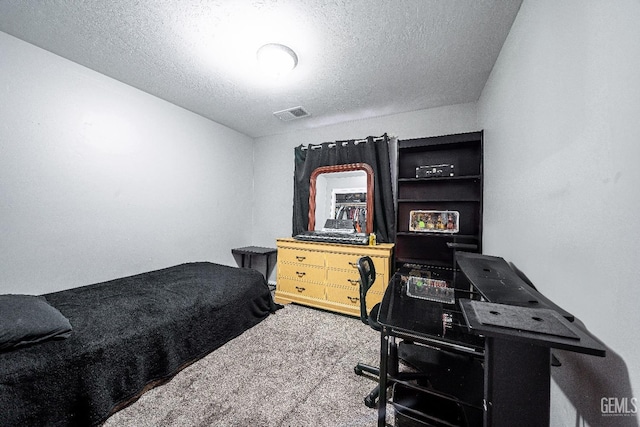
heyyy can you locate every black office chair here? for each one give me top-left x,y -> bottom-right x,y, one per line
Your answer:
353,256 -> 383,408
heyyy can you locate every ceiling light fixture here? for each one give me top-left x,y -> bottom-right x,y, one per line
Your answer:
256,43 -> 298,77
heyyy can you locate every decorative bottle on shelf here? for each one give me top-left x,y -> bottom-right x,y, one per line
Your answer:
447,214 -> 455,231
426,213 -> 435,230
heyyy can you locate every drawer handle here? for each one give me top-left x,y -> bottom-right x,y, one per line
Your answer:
347,296 -> 359,304
296,271 -> 306,278
295,286 -> 306,293
296,256 -> 306,262
347,279 -> 359,286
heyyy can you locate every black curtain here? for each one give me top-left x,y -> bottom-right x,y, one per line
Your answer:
292,134 -> 396,243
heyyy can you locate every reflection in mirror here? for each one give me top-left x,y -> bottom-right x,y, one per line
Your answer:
315,171 -> 366,231
308,163 -> 374,234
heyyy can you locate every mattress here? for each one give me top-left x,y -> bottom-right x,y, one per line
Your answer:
0,262 -> 278,426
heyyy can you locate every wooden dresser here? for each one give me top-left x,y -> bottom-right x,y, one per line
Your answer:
274,238 -> 394,317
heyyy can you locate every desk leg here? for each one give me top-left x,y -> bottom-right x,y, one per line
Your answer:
378,327 -> 389,427
485,337 -> 551,427
264,253 -> 272,280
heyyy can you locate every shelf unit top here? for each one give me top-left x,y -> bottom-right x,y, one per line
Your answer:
399,131 -> 483,150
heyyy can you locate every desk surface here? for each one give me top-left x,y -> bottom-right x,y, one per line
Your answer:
455,251 -> 574,320
378,253 -> 607,357
460,299 -> 606,357
377,274 -> 484,354
455,252 -> 606,357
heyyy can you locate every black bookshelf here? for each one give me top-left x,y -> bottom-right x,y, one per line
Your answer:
394,131 -> 483,281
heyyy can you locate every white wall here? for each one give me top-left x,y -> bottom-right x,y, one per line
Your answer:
478,1 -> 640,425
0,32 -> 255,294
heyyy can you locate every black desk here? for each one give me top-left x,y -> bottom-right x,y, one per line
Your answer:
231,246 -> 277,280
376,253 -> 606,427
377,274 -> 485,427
456,252 -> 605,426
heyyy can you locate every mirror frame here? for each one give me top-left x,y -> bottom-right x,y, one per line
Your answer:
308,163 -> 374,233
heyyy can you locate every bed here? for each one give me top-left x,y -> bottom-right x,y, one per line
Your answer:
0,261 -> 279,426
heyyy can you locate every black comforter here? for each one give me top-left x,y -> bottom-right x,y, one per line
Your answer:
0,262 -> 278,426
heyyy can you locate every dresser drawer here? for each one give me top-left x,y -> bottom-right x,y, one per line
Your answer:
326,286 -> 361,308
325,252 -> 387,275
325,252 -> 360,271
277,263 -> 324,283
326,268 -> 387,294
327,268 -> 360,289
325,286 -> 384,310
277,278 -> 325,300
278,247 -> 325,267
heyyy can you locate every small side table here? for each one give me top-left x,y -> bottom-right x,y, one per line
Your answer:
231,246 -> 277,280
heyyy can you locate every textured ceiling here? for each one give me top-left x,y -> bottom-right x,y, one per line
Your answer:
0,0 -> 522,138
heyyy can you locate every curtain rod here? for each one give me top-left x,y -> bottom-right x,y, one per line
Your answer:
300,135 -> 390,151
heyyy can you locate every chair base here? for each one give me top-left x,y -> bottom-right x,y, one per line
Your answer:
354,362 -> 379,377
355,345 -> 439,411
355,362 -> 381,408
364,385 -> 380,408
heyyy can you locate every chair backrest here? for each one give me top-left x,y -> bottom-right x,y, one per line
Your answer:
357,256 -> 376,325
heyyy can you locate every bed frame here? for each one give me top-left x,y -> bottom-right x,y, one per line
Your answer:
0,262 -> 278,426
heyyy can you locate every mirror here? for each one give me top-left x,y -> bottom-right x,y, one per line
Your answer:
308,163 -> 374,233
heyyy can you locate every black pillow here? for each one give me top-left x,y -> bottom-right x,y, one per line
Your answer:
0,294 -> 73,351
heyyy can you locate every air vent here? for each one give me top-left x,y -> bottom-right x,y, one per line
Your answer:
273,106 -> 311,121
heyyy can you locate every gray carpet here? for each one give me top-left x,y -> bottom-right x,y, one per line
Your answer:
104,303 -> 392,426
